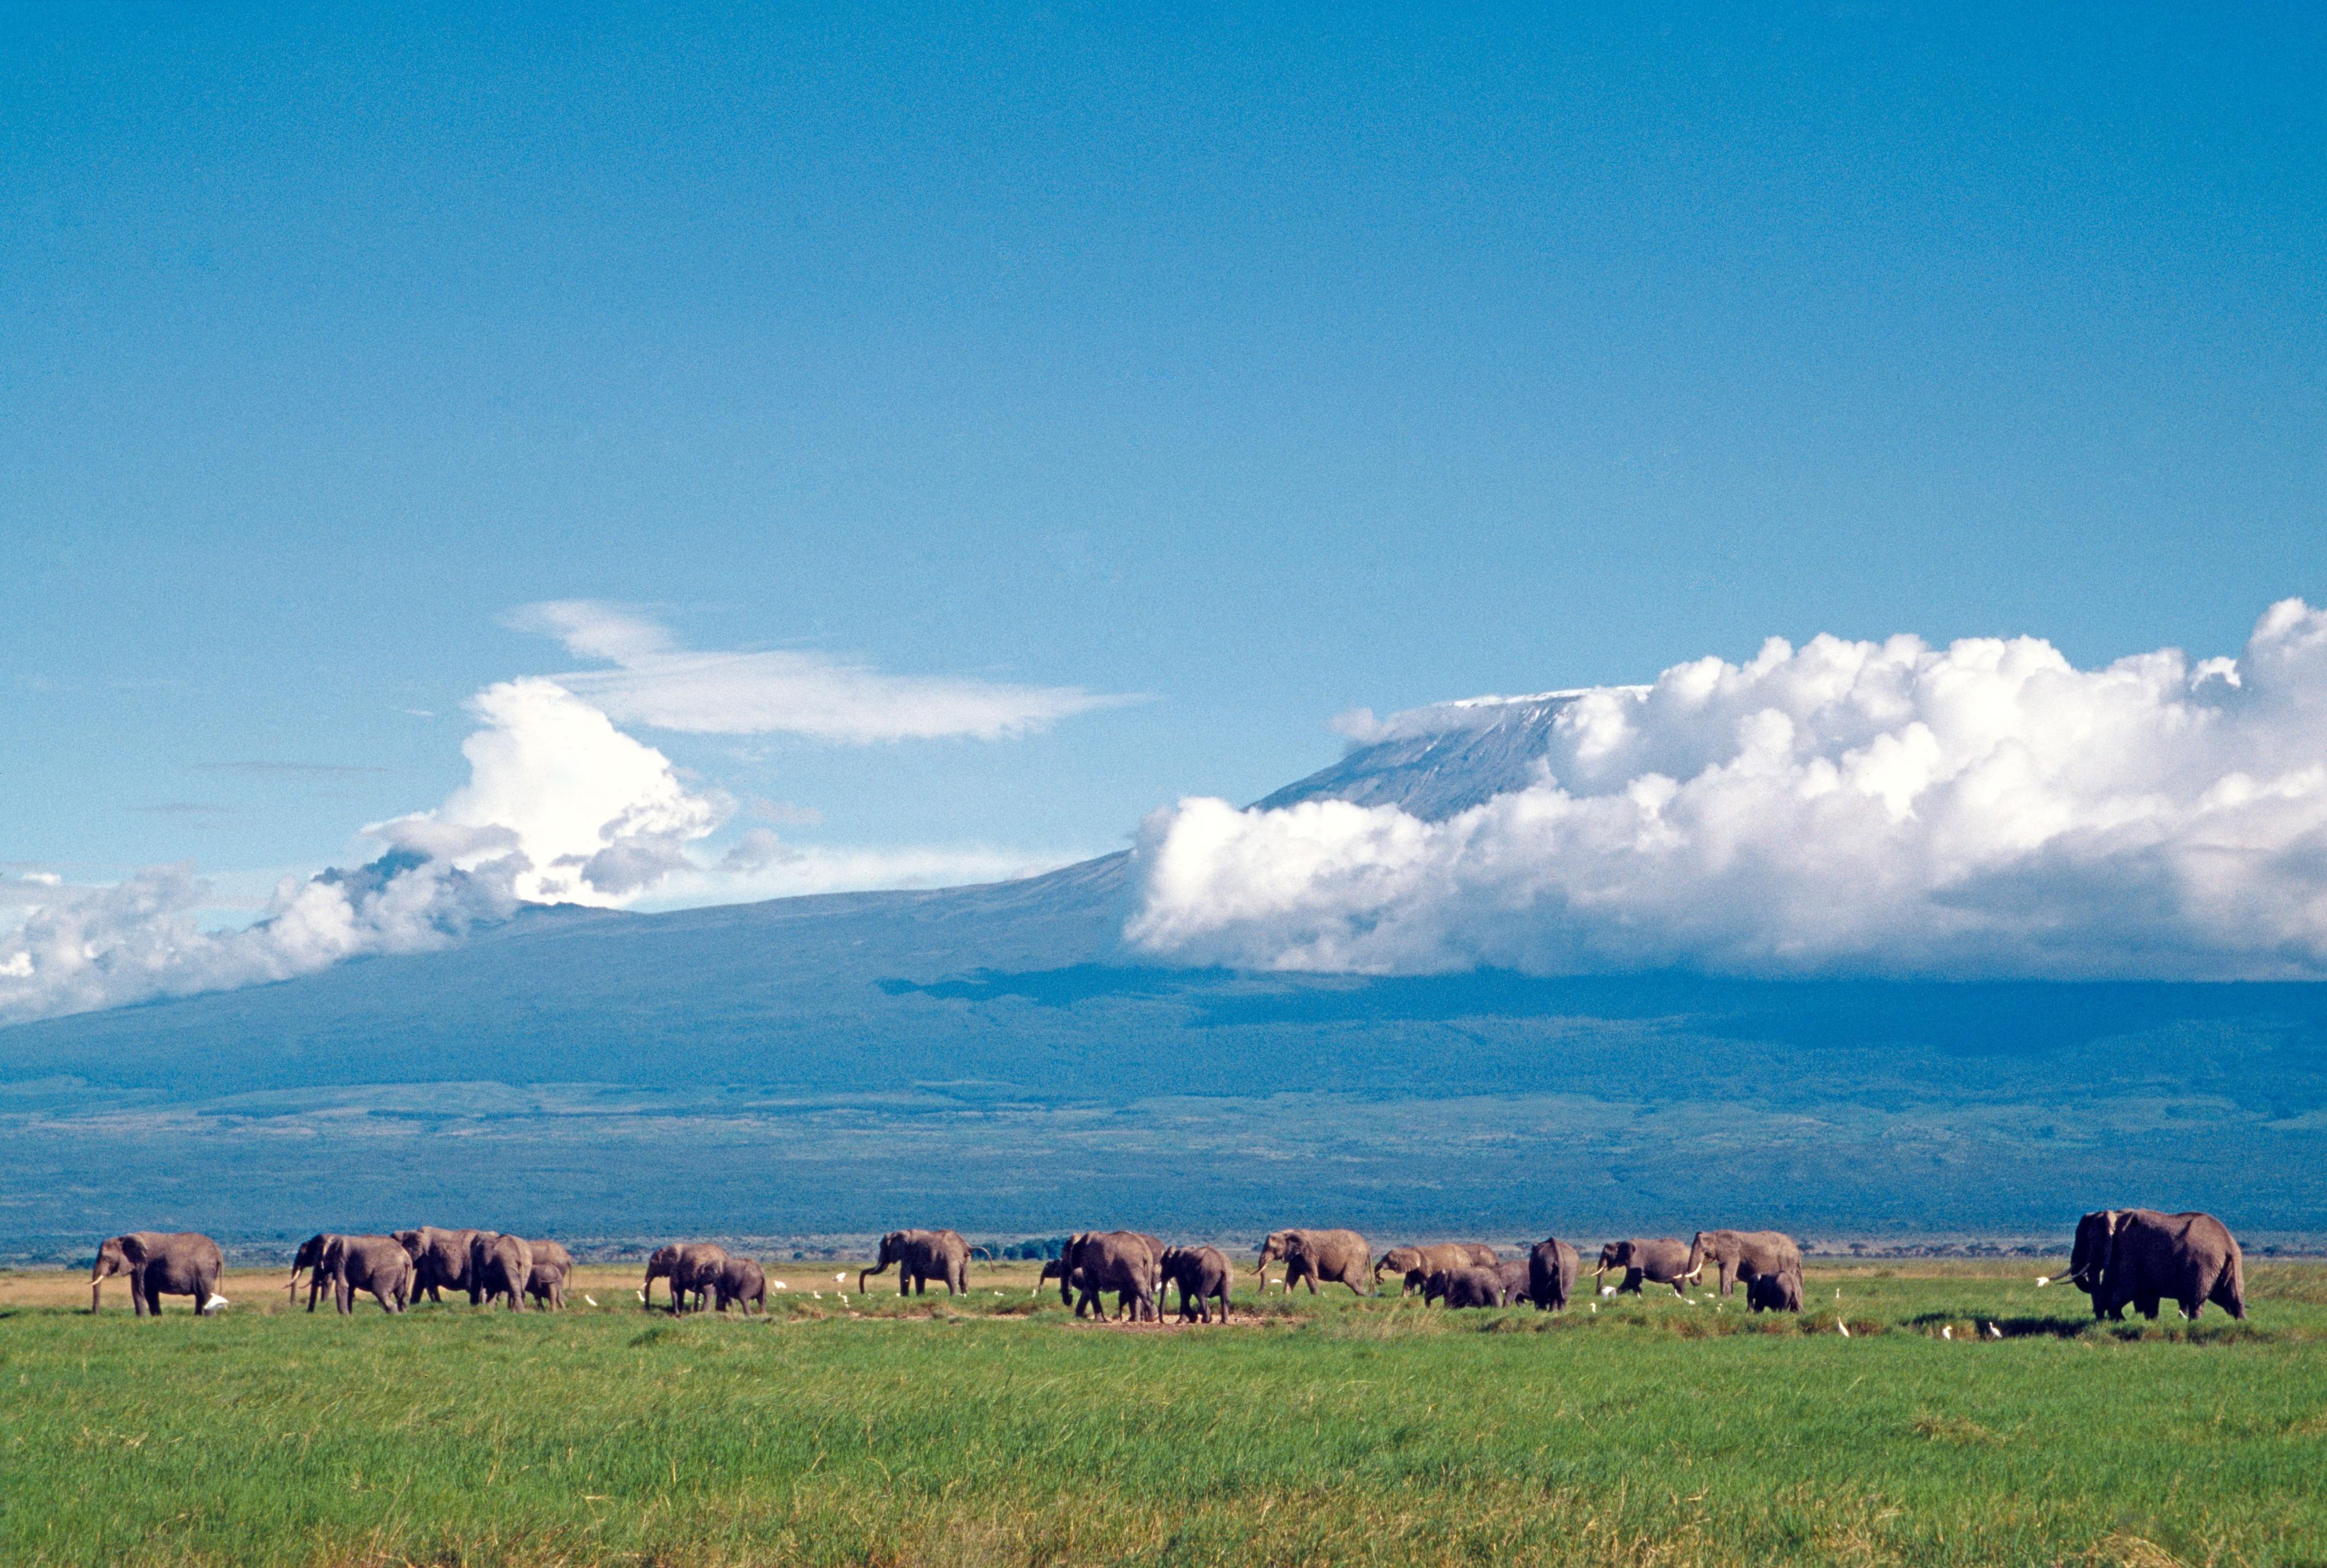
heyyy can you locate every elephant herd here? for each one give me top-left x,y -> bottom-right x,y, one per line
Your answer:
1038,1226 -> 1791,1321
83,1208 -> 2251,1327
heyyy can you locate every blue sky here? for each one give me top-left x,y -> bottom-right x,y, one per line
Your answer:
5,2 -> 2323,919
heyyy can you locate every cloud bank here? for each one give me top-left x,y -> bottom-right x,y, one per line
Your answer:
510,601 -> 1132,742
1127,599 -> 2327,980
2,639 -> 1092,1024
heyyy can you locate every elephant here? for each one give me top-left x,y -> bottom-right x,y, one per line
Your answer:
1058,1231 -> 1158,1321
288,1232 -> 341,1311
525,1261 -> 568,1311
1256,1229 -> 1374,1296
2068,1209 -> 2246,1321
522,1239 -> 573,1310
1159,1245 -> 1233,1323
468,1232 -> 533,1311
1680,1230 -> 1802,1298
712,1257 -> 769,1314
323,1235 -> 414,1315
394,1228 -> 482,1304
91,1231 -> 224,1316
1375,1243 -> 1499,1294
1746,1267 -> 1804,1313
644,1242 -> 730,1312
1493,1259 -> 1532,1302
1595,1238 -> 1690,1296
1423,1265 -> 1507,1308
1526,1236 -> 1582,1311
860,1229 -> 972,1297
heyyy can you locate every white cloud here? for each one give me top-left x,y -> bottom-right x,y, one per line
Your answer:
635,842 -> 1079,910
507,600 -> 1132,743
1126,599 -> 2327,980
0,858 -> 519,1028
0,665 -> 1087,1024
374,677 -> 728,908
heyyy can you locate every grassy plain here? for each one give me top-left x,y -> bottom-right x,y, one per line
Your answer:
4,1259 -> 2325,1567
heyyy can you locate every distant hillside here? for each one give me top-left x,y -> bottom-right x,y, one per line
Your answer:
6,700 -> 2325,1255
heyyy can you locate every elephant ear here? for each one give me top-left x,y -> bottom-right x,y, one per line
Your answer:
118,1235 -> 151,1265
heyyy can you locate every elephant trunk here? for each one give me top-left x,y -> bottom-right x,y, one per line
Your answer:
90,1280 -> 103,1314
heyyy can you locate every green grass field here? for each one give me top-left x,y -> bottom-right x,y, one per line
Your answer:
5,1259 -> 2325,1566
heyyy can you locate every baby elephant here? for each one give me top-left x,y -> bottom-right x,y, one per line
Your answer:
1159,1245 -> 1233,1323
1424,1266 -> 1508,1308
1746,1267 -> 1804,1313
713,1258 -> 769,1314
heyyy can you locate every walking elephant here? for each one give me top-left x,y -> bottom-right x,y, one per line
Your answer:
1746,1267 -> 1803,1313
394,1228 -> 481,1304
1681,1230 -> 1802,1298
1058,1231 -> 1158,1321
644,1242 -> 730,1312
1257,1229 -> 1373,1296
1375,1243 -> 1499,1294
860,1229 -> 972,1297
1423,1265 -> 1506,1308
1595,1238 -> 1690,1296
1160,1245 -> 1233,1323
468,1232 -> 533,1311
323,1235 -> 414,1315
1526,1236 -> 1581,1311
2067,1209 -> 2246,1321
289,1232 -> 340,1311
91,1232 -> 224,1317
713,1257 -> 769,1314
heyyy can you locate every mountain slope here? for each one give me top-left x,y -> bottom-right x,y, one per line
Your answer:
5,710 -> 2325,1255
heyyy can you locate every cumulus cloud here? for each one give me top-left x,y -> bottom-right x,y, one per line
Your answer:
509,600 -> 1133,742
0,856 -> 519,1027
1,651 -> 1091,1023
1127,599 -> 2327,980
0,677 -> 732,1024
375,677 -> 728,907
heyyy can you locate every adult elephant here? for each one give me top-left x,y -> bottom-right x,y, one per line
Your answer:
713,1258 -> 769,1314
860,1229 -> 972,1297
1058,1232 -> 1158,1321
324,1235 -> 414,1315
1424,1266 -> 1506,1308
394,1228 -> 481,1304
2068,1209 -> 2246,1321
1680,1230 -> 1802,1298
1746,1268 -> 1804,1313
1526,1237 -> 1582,1311
1375,1243 -> 1499,1294
644,1242 -> 730,1312
91,1232 -> 224,1317
1257,1229 -> 1373,1296
1595,1238 -> 1690,1296
469,1233 -> 533,1311
288,1232 -> 341,1311
1160,1245 -> 1233,1323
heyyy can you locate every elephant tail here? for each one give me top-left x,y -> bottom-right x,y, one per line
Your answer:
2220,1250 -> 2249,1318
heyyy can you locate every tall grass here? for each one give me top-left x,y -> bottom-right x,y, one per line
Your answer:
4,1262 -> 2323,1565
